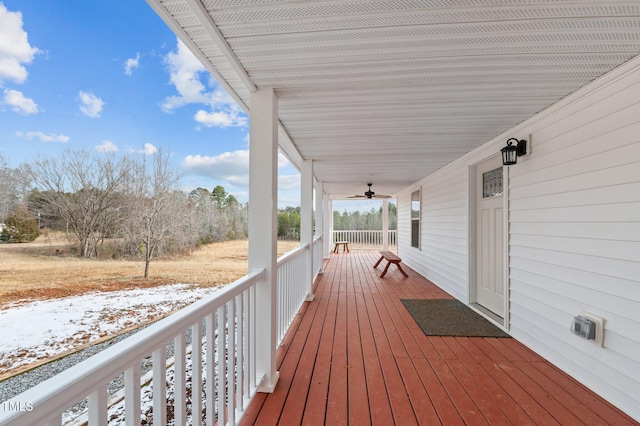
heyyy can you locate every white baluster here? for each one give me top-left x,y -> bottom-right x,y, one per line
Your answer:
125,365 -> 141,426
174,333 -> 186,426
152,347 -> 166,426
88,387 -> 107,426
192,321 -> 203,426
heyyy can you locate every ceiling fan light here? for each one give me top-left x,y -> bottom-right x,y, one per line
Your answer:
349,183 -> 391,199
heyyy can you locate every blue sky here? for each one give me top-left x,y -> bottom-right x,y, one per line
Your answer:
0,0 -> 303,207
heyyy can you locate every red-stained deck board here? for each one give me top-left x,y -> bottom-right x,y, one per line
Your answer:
346,291 -> 370,425
459,337 -> 499,363
429,357 -> 489,425
445,358 -> 513,425
412,356 -> 466,426
498,360 -> 584,425
355,292 -> 394,425
440,337 -> 474,363
277,295 -> 328,424
460,357 -> 536,425
442,337 -> 535,425
382,281 -> 451,362
326,291 -> 349,424
367,293 -> 419,424
395,354 -> 441,424
477,358 -> 562,426
240,251 -> 638,426
533,360 -> 635,426
299,292 -> 339,425
516,360 -> 610,425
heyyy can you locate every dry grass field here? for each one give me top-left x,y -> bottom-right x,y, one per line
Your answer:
0,232 -> 300,306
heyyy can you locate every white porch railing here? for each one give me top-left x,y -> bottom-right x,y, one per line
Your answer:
0,269 -> 265,426
276,236 -> 322,346
276,244 -> 307,346
332,230 -> 397,249
0,238 -> 324,426
312,235 -> 323,280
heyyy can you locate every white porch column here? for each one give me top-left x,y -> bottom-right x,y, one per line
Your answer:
382,199 -> 389,251
301,159 -> 314,301
315,180 -> 324,273
249,88 -> 279,393
324,199 -> 333,258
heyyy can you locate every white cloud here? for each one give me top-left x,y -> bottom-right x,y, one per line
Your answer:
132,142 -> 157,156
182,150 -> 250,186
78,91 -> 104,118
162,38 -> 247,128
279,174 -> 301,190
181,150 -> 297,189
124,53 -> 140,76
161,40 -> 208,111
96,140 -> 118,153
230,191 -> 247,201
3,89 -> 37,114
0,4 -> 40,86
194,109 -> 247,128
279,194 -> 301,208
16,131 -> 69,143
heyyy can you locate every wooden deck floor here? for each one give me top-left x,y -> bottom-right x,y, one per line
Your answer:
241,251 -> 637,425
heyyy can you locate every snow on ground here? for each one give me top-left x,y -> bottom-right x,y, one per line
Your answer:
0,284 -> 220,375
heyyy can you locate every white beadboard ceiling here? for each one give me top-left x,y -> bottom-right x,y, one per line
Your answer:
147,0 -> 640,198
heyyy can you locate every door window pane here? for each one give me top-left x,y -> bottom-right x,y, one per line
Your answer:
482,167 -> 503,198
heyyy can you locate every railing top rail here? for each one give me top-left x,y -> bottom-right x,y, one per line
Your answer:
277,243 -> 308,266
0,269 -> 266,425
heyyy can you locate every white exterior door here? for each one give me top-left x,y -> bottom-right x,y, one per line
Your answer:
475,156 -> 505,317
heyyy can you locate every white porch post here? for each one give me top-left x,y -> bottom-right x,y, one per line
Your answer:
315,180 -> 324,273
324,199 -> 333,258
301,159 -> 314,301
249,88 -> 279,393
382,199 -> 389,251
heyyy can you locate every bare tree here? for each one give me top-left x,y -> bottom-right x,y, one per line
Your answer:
29,150 -> 135,257
122,149 -> 189,278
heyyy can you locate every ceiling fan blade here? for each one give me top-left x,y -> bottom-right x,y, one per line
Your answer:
373,194 -> 392,199
346,195 -> 366,198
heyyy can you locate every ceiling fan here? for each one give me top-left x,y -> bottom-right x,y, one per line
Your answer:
347,183 -> 392,199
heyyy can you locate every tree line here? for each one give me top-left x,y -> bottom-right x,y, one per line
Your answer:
332,203 -> 397,231
1,150 -> 397,277
277,204 -> 397,239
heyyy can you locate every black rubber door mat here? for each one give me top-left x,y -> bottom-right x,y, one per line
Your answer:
401,299 -> 510,338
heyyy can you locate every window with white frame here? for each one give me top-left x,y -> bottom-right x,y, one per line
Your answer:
411,189 -> 420,249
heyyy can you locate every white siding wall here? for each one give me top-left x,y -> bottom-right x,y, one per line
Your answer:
398,56 -> 640,420
398,171 -> 469,302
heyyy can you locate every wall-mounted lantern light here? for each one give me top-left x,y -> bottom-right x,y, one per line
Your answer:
501,138 -> 527,165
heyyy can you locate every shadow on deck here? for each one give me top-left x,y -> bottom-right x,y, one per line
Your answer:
241,251 -> 636,425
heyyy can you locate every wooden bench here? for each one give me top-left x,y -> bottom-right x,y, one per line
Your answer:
333,241 -> 350,253
373,251 -> 408,278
